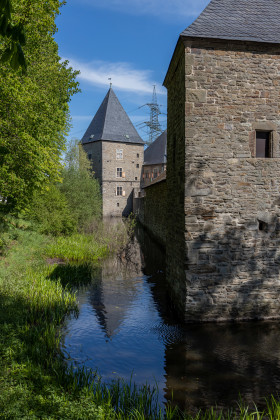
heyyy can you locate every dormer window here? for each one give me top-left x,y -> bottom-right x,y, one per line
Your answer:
256,131 -> 272,158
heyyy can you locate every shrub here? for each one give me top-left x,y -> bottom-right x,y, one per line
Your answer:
28,185 -> 76,236
59,140 -> 102,231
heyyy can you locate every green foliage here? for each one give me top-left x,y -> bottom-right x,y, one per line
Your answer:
0,0 -> 79,213
0,0 -> 27,71
25,141 -> 102,236
28,184 -> 76,236
0,212 -> 31,252
46,233 -> 109,262
60,140 -> 102,231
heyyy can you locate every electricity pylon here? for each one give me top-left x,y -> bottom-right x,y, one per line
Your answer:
142,86 -> 163,146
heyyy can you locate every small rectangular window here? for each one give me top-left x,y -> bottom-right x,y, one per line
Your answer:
136,164 -> 139,168
256,131 -> 271,158
88,153 -> 92,160
116,168 -> 122,177
135,177 -> 137,181
117,203 -> 119,207
116,149 -> 123,160
116,186 -> 123,196
153,168 -> 158,179
137,153 -> 139,158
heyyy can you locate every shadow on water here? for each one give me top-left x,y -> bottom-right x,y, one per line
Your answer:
60,224 -> 280,413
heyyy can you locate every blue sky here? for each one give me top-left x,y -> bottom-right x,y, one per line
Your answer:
55,0 -> 209,143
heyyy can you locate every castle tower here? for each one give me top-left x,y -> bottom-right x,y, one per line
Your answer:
81,88 -> 144,217
164,0 -> 280,321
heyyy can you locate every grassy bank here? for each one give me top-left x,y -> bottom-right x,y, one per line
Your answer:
0,225 -> 173,419
1,226 -> 280,419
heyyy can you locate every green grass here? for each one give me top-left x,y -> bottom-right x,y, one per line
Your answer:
46,233 -> 109,263
1,225 -> 280,419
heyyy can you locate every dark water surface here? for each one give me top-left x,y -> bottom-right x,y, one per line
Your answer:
61,226 -> 280,412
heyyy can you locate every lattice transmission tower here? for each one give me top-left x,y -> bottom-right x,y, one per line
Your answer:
141,85 -> 163,146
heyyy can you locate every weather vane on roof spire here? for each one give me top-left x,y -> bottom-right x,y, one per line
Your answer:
108,77 -> 112,88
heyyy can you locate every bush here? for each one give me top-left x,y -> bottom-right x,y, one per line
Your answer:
59,140 -> 102,231
23,141 -> 102,236
28,185 -> 76,236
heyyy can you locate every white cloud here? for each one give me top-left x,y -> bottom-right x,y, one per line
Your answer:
65,58 -> 166,95
74,0 -> 209,19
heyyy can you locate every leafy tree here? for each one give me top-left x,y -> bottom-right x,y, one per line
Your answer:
60,140 -> 102,231
0,0 -> 26,70
0,0 -> 79,213
26,141 -> 102,236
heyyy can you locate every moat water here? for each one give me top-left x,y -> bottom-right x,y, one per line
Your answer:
61,226 -> 280,413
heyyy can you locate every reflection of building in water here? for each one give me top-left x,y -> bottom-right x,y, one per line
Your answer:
88,235 -> 143,338
164,323 -> 280,413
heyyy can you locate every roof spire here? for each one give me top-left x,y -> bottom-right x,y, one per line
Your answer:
81,87 -> 144,145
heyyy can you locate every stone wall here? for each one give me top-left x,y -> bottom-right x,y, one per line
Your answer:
165,38 -> 280,321
83,140 -> 143,217
137,179 -> 167,246
83,140 -> 102,180
141,163 -> 166,188
165,41 -> 188,315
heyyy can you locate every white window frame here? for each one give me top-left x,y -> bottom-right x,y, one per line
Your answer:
116,149 -> 123,160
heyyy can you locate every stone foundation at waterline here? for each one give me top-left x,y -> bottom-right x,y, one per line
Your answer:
164,38 -> 280,322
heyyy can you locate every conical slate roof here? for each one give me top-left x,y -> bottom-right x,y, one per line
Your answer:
181,0 -> 280,44
81,88 -> 144,144
144,130 -> 167,166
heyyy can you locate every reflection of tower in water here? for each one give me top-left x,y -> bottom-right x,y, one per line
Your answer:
88,233 -> 143,338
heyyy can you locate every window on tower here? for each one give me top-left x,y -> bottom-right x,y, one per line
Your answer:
116,186 -> 123,196
116,149 -> 123,160
256,131 -> 272,158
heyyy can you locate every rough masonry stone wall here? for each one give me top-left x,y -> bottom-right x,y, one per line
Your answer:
102,141 -> 143,217
165,41 -> 187,315
137,180 -> 167,245
82,141 -> 102,180
141,163 -> 166,188
166,38 -> 280,321
83,140 -> 143,217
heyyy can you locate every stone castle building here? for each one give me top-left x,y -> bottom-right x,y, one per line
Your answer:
163,0 -> 280,321
141,130 -> 167,188
81,88 -> 144,217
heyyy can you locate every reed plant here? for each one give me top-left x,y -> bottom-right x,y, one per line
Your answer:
45,216 -> 136,264
46,233 -> 109,263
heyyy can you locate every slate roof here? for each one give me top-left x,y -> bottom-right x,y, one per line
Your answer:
143,130 -> 167,166
81,88 -> 144,145
181,0 -> 280,44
